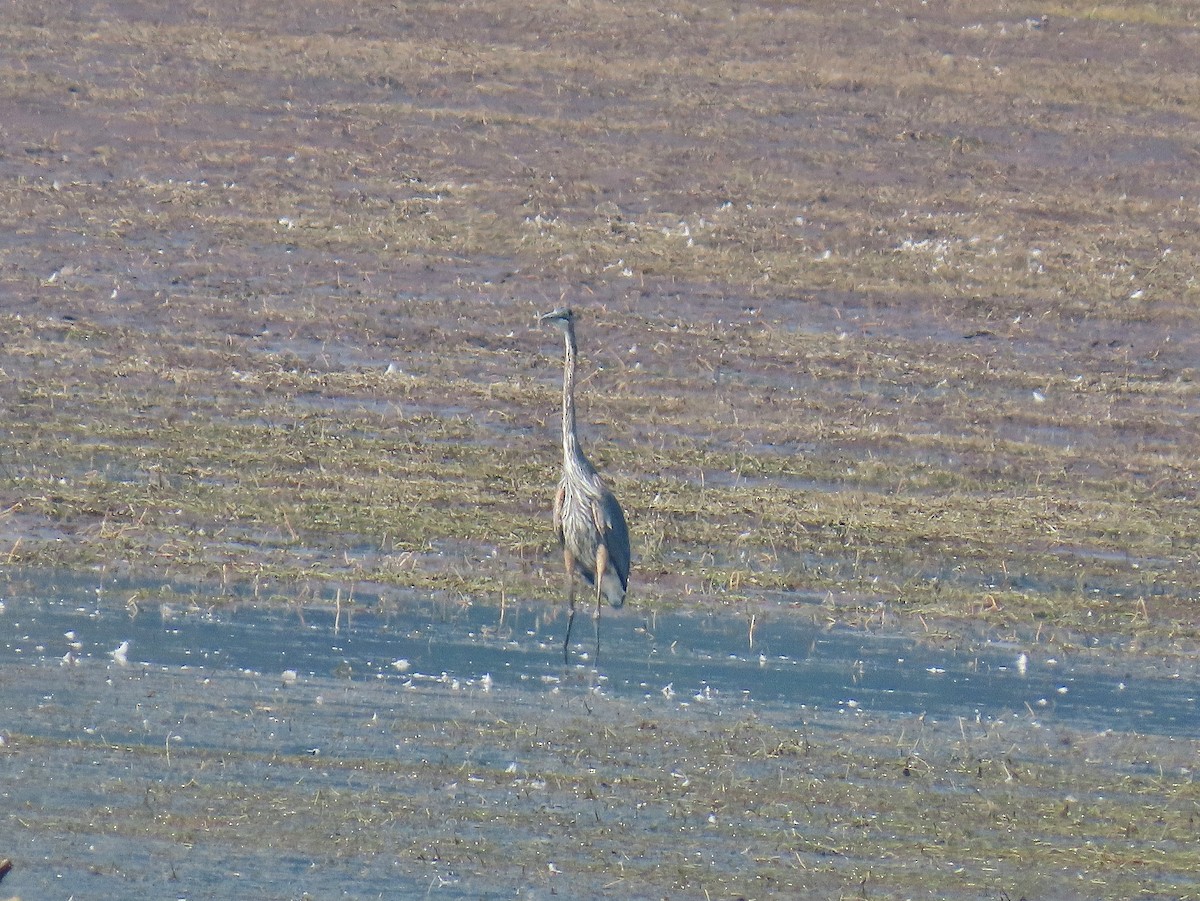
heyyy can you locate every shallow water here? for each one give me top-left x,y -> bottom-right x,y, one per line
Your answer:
3,574 -> 1195,741
2,574 -> 1198,900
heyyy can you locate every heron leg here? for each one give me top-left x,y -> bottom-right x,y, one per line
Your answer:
562,549 -> 577,664
592,544 -> 610,666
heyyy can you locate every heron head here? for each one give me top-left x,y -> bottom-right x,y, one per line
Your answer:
538,307 -> 575,327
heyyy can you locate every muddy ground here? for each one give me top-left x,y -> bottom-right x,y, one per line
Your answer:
2,0 -> 1200,897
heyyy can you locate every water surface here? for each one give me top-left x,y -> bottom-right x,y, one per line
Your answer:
4,575 -> 1194,740
2,575 -> 1196,900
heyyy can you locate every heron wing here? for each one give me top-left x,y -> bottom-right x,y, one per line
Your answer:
592,488 -> 631,591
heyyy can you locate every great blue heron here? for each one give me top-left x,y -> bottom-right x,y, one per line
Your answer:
539,307 -> 630,665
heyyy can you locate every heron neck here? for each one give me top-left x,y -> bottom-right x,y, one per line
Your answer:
560,322 -> 586,468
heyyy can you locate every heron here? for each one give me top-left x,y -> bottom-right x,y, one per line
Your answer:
539,307 -> 630,666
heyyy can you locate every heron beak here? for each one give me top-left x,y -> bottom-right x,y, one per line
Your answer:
538,307 -> 573,325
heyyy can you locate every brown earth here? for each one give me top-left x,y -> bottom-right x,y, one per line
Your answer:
4,0 -> 1200,649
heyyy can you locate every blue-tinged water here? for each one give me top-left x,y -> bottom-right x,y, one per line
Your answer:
2,573 -> 1193,741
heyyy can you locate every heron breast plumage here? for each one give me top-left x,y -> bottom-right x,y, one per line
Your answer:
555,473 -> 629,608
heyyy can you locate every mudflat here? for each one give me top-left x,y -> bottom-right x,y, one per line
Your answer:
2,1 -> 1199,897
